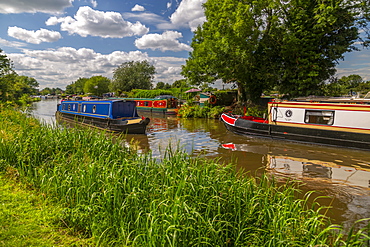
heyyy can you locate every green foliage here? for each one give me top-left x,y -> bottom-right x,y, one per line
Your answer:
322,75 -> 370,97
83,75 -> 111,96
39,87 -> 63,96
338,74 -> 363,91
231,103 -> 268,118
129,89 -> 175,98
155,81 -> 171,89
182,0 -> 370,102
0,109 -> 369,246
178,104 -> 225,118
0,49 -> 39,105
66,77 -> 88,95
213,90 -> 238,106
0,74 -> 39,104
171,79 -> 189,88
0,48 -> 14,76
111,60 -> 155,93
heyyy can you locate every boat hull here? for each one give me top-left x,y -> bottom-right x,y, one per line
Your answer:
220,113 -> 370,150
56,111 -> 150,134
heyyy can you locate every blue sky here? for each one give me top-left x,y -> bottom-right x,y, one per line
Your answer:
0,0 -> 369,90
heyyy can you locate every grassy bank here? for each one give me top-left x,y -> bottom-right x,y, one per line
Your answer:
0,107 -> 369,246
0,175 -> 92,246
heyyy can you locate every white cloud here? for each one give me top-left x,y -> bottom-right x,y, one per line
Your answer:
7,47 -> 185,89
336,49 -> 370,82
0,38 -> 26,48
45,16 -> 60,26
135,31 -> 192,52
159,0 -> 206,31
8,26 -> 62,44
152,56 -> 186,83
122,12 -> 167,26
47,6 -> 149,38
90,0 -> 97,8
166,1 -> 172,9
132,4 -> 145,12
0,0 -> 73,14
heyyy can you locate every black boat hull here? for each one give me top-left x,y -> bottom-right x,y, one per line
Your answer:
221,114 -> 370,150
56,111 -> 150,134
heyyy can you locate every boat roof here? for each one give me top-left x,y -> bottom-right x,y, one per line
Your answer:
274,97 -> 370,105
62,99 -> 135,103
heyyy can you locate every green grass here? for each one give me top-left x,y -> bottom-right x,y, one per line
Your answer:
0,106 -> 369,246
0,174 -> 92,246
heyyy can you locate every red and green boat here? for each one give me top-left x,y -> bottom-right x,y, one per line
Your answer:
112,95 -> 178,115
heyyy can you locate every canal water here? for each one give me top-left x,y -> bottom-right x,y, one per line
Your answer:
31,99 -> 370,230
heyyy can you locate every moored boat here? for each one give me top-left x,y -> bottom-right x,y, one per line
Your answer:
56,99 -> 150,134
220,99 -> 370,150
111,95 -> 178,115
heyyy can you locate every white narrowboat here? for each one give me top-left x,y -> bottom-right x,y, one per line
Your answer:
220,99 -> 370,150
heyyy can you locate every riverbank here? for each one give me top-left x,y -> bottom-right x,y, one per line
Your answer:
0,107 -> 369,246
0,175 -> 92,246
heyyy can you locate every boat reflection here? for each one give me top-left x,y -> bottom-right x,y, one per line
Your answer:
222,143 -> 370,189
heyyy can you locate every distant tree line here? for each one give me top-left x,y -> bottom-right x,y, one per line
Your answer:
65,61 -> 195,96
0,48 -> 39,104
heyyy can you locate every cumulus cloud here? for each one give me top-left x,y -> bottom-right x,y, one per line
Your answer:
8,26 -> 62,44
135,31 -> 192,52
159,0 -> 206,31
132,4 -> 145,12
46,6 -> 149,38
0,0 -> 73,14
7,47 -> 186,89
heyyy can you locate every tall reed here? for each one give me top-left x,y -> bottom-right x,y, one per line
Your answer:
0,107 -> 369,246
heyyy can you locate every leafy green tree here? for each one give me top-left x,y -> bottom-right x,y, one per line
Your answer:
15,75 -> 39,96
156,81 -> 165,89
0,49 -> 15,101
182,0 -> 370,102
66,77 -> 88,95
0,49 -> 39,103
110,60 -> 155,93
40,87 -> 52,96
172,79 -> 189,89
83,76 -> 111,96
339,74 -> 363,91
0,48 -> 14,76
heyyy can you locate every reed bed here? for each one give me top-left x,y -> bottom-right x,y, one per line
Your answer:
0,107 -> 369,246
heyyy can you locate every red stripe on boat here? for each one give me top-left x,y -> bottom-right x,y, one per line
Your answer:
221,114 -> 237,126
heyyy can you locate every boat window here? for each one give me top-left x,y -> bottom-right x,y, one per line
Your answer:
92,105 -> 96,113
83,105 -> 86,112
62,104 -> 66,110
68,104 -> 71,111
305,110 -> 334,125
144,101 -> 149,106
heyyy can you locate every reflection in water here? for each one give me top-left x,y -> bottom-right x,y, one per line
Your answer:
125,116 -> 221,159
221,142 -> 370,229
29,98 -> 60,125
268,155 -> 370,188
32,99 -> 370,230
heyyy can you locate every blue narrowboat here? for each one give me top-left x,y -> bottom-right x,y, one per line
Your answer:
56,99 -> 150,134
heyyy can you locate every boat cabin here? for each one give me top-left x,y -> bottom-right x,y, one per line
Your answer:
58,100 -> 139,119
268,100 -> 370,134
